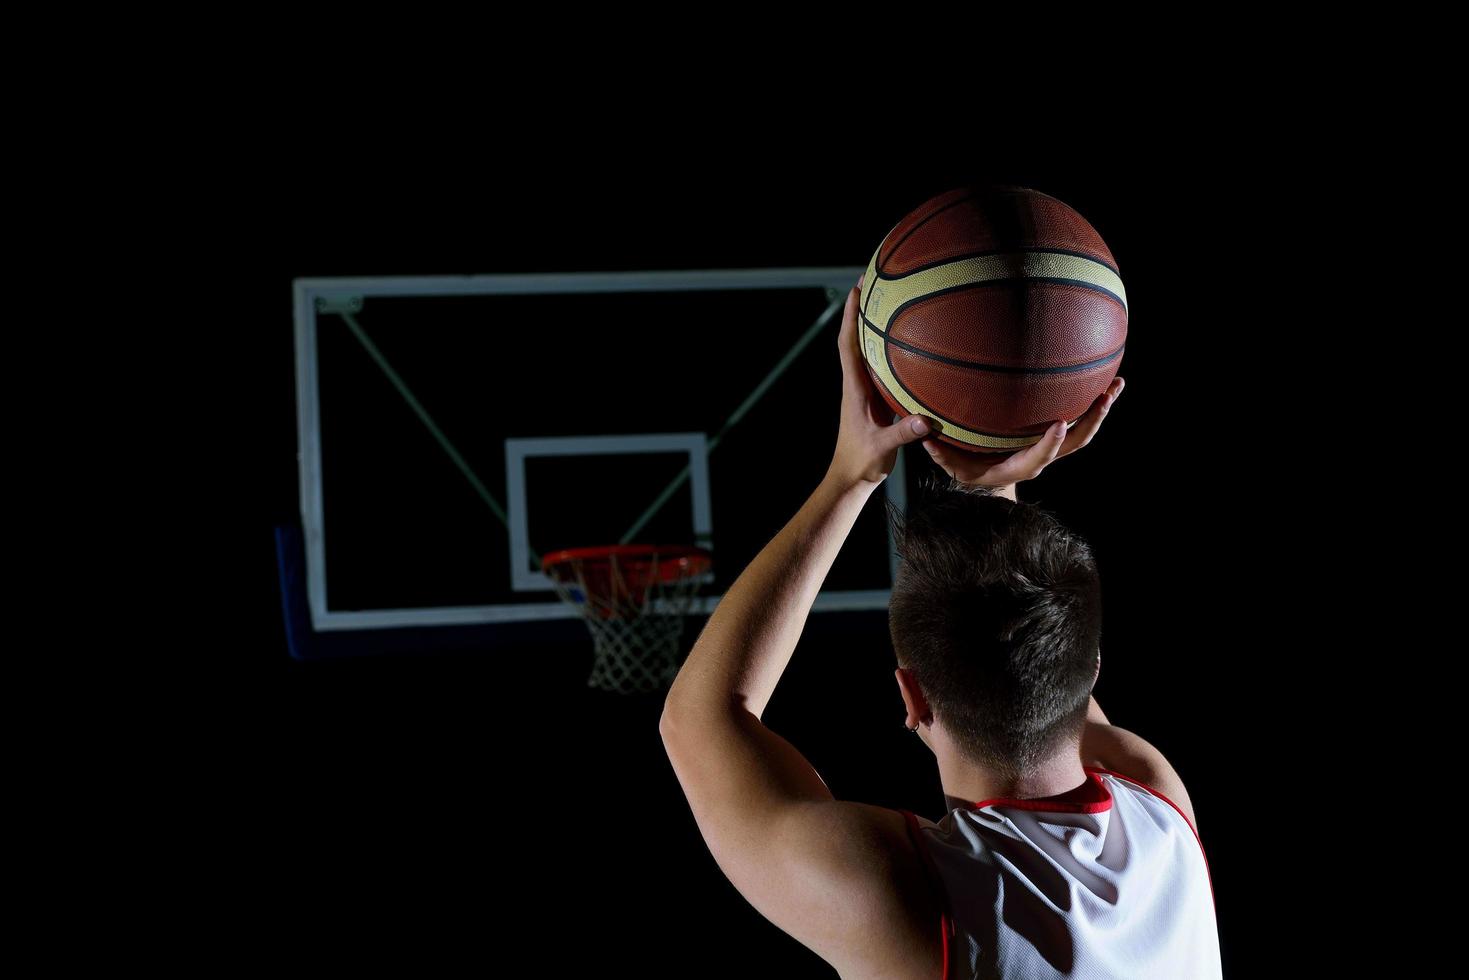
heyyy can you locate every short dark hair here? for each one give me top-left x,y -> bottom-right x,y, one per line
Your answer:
887,477 -> 1102,784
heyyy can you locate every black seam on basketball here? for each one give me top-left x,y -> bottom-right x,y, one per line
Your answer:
864,318 -> 1125,376
877,327 -> 1062,442
874,184 -> 1120,279
885,186 -> 1036,268
882,276 -> 1127,320
881,190 -> 979,270
880,320 -> 968,436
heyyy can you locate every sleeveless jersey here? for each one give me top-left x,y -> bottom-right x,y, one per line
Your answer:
897,765 -> 1220,979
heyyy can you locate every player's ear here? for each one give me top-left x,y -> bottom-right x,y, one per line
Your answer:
894,667 -> 928,720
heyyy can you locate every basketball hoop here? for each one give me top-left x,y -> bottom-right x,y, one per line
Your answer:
541,545 -> 713,695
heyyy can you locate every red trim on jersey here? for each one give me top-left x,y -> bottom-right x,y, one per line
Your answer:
901,769 -> 1215,976
1082,765 -> 1217,912
898,808 -> 953,980
968,768 -> 1115,814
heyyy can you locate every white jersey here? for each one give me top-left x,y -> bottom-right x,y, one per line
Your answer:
898,765 -> 1221,979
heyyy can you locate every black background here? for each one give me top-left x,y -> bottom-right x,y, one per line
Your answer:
191,125 -> 1334,976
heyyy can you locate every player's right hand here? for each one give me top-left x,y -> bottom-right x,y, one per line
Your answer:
922,377 -> 1125,491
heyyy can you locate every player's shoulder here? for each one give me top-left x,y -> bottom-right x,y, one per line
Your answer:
1086,763 -> 1200,837
862,803 -> 943,899
837,803 -> 948,980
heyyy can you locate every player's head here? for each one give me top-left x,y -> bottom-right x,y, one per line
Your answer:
886,478 -> 1102,785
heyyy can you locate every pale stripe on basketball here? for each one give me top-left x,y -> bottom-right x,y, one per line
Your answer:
861,251 -> 1126,329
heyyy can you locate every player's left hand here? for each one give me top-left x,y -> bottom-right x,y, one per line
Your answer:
827,274 -> 938,489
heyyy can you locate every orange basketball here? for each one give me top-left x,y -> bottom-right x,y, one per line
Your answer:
858,185 -> 1127,455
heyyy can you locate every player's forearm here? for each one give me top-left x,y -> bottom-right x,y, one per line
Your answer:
664,473 -> 874,723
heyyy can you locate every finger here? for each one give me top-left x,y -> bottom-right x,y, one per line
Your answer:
922,435 -> 1004,467
1059,376 -> 1124,455
1005,419 -> 1069,478
923,437 -> 1020,488
837,286 -> 864,395
922,437 -> 969,474
879,413 -> 936,453
921,436 -> 952,464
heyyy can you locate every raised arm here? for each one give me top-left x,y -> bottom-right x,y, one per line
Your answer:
1079,696 -> 1200,835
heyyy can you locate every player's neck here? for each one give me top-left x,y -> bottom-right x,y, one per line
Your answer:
937,749 -> 1089,810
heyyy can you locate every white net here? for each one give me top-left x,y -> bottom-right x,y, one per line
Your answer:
543,549 -> 711,695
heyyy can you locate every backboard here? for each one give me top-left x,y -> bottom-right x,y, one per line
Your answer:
293,268 -> 911,638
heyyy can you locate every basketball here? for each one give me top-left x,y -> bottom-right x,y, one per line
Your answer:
858,185 -> 1127,454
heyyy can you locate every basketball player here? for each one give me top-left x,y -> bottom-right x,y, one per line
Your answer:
660,279 -> 1220,978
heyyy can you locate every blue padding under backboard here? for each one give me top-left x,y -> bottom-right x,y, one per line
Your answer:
274,524 -> 583,661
